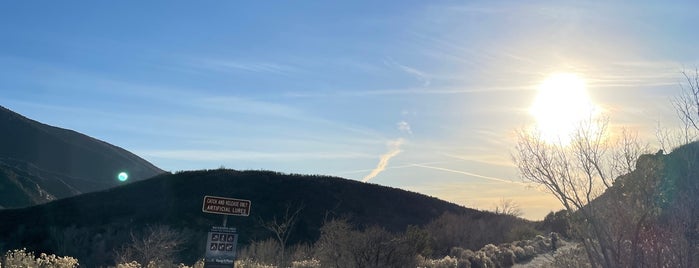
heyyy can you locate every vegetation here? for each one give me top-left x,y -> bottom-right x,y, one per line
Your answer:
512,70 -> 699,267
0,169 -> 529,267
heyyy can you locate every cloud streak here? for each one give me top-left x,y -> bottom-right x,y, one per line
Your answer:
188,58 -> 300,76
139,149 -> 372,161
385,59 -> 432,86
362,139 -> 405,182
411,163 -> 524,185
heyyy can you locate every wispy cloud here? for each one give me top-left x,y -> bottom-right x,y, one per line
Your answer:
284,85 -> 532,98
362,139 -> 405,182
411,163 -> 523,185
188,58 -> 301,76
397,121 -> 413,135
442,153 -> 514,168
139,149 -> 372,161
195,96 -> 307,120
385,59 -> 431,86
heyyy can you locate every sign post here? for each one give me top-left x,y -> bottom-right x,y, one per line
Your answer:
202,195 -> 251,268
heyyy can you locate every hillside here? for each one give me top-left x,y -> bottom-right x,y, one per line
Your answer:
0,105 -> 164,208
557,142 -> 699,267
0,169 -> 507,266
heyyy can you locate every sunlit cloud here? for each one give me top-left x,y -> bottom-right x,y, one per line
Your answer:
397,121 -> 413,135
334,161 -> 448,176
362,139 -> 405,183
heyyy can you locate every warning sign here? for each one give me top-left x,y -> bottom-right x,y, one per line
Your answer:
202,196 -> 251,216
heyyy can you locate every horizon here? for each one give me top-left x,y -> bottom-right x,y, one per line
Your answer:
2,1 -> 698,220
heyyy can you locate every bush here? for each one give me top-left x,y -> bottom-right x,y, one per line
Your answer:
234,258 -> 276,268
291,258 -> 321,268
512,246 -> 531,262
417,255 -> 458,268
114,225 -> 186,267
2,248 -> 79,268
237,238 -> 280,265
468,251 -> 494,268
494,247 -> 515,267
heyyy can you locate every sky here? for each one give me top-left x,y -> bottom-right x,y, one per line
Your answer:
1,1 -> 697,220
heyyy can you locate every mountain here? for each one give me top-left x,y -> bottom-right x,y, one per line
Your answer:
0,105 -> 164,208
0,169 -> 505,266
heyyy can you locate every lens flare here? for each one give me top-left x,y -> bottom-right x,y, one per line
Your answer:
118,172 -> 129,182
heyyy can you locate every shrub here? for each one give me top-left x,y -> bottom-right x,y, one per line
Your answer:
116,261 -> 142,268
234,258 -> 276,268
468,251 -> 494,268
512,246 -> 532,262
417,255 -> 458,268
493,247 -> 515,267
449,247 -> 475,260
2,248 -> 79,268
291,258 -> 321,268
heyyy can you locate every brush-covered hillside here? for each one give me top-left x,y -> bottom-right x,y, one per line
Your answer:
546,142 -> 699,267
0,169 -> 528,266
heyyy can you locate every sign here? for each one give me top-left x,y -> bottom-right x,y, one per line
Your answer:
204,226 -> 238,268
202,195 -> 251,216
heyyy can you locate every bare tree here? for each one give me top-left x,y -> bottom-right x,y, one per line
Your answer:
493,198 -> 523,217
260,203 -> 303,267
672,69 -> 699,135
314,219 -> 419,268
114,225 -> 186,267
513,117 -> 649,268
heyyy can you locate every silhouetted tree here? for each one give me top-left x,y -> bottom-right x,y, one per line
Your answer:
493,198 -> 523,217
513,117 -> 649,268
114,225 -> 186,267
260,203 -> 303,267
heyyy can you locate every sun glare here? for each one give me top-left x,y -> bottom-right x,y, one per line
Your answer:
529,73 -> 598,144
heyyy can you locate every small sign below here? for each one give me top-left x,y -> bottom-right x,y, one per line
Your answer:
204,226 -> 238,268
202,195 -> 251,216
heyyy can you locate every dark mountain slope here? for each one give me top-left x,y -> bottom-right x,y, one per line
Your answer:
0,169 -> 499,266
0,105 -> 164,208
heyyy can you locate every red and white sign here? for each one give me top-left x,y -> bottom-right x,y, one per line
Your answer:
202,195 -> 251,216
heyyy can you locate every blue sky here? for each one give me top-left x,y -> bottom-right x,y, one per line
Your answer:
1,1 -> 697,219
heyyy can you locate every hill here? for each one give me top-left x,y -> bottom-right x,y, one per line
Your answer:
548,142 -> 699,267
0,105 -> 164,208
0,169 -> 508,266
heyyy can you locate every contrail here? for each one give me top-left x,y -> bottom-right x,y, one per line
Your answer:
362,139 -> 404,183
411,163 -> 524,185
335,161 -> 448,176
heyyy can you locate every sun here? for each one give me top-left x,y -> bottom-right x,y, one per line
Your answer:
529,73 -> 598,144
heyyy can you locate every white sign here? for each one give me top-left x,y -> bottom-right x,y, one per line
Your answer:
204,226 -> 238,266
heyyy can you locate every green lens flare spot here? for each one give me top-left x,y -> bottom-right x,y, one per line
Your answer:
118,172 -> 129,182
